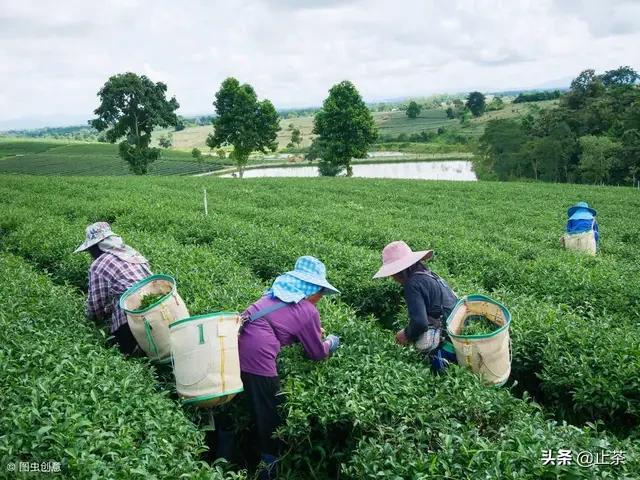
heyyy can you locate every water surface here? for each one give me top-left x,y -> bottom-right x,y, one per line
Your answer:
223,160 -> 476,181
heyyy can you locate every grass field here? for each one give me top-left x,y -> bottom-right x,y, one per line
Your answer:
153,116 -> 317,151
154,100 -> 557,154
0,140 -> 225,175
157,110 -> 456,151
459,99 -> 559,138
374,108 -> 458,136
1,175 -> 638,478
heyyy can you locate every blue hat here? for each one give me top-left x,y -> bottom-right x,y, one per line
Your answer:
267,256 -> 340,303
567,201 -> 596,218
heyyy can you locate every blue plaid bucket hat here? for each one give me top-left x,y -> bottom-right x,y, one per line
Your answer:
267,256 -> 340,303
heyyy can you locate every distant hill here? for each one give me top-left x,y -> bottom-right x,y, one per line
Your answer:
0,82 -> 570,132
0,114 -> 90,131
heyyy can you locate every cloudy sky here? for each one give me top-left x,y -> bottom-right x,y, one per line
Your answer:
1,0 -> 639,128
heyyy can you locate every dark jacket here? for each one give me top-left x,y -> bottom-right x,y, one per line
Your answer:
403,271 -> 458,342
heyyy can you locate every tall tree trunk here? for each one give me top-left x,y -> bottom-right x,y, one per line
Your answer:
133,112 -> 140,147
346,163 -> 353,177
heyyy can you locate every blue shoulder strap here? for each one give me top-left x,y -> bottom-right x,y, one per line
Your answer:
248,300 -> 289,323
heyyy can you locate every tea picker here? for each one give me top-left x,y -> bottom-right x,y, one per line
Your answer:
561,201 -> 599,255
74,222 -> 153,356
373,241 -> 459,372
373,241 -> 513,383
233,256 -> 341,479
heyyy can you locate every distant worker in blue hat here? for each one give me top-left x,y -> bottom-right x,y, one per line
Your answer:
562,202 -> 599,255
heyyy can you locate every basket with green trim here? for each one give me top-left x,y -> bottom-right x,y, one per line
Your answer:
169,312 -> 244,408
119,274 -> 190,363
446,294 -> 512,386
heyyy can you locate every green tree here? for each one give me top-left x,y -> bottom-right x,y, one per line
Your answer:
308,80 -> 377,176
578,135 -> 620,184
287,127 -> 302,149
217,149 -> 227,160
459,109 -> 472,126
206,77 -> 280,178
175,117 -> 186,131
466,91 -> 486,117
564,69 -> 605,109
618,129 -> 640,184
90,72 -> 179,174
600,66 -> 639,87
475,67 -> 639,185
158,133 -> 173,148
406,101 -> 422,119
476,119 -> 527,180
317,158 -> 344,176
534,120 -> 577,182
486,96 -> 504,111
521,124 -> 577,182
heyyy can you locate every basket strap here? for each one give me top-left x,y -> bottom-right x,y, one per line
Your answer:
248,300 -> 289,322
144,317 -> 159,358
463,341 -> 473,367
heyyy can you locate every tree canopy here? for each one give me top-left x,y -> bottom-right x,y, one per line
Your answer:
90,72 -> 179,174
513,90 -> 561,103
406,101 -> 422,119
475,66 -> 640,186
206,77 -> 280,178
466,92 -> 486,117
307,81 -> 377,176
287,127 -> 302,149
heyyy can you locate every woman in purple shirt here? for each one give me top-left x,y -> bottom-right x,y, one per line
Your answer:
239,256 -> 340,479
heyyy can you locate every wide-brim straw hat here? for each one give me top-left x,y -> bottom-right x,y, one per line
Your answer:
373,241 -> 433,279
74,222 -> 115,253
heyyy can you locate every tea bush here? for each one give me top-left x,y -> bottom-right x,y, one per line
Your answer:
1,177 -> 638,431
0,253 -> 240,479
1,174 -> 639,478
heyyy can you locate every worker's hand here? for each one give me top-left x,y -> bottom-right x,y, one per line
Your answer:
325,334 -> 340,354
395,329 -> 409,345
321,327 -> 326,336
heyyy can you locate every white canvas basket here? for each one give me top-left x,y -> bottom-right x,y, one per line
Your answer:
119,274 -> 190,362
446,294 -> 512,386
562,230 -> 597,256
169,312 -> 243,408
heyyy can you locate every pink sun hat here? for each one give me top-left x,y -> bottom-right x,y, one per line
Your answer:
373,241 -> 434,279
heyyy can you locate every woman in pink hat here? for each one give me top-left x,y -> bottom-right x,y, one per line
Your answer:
373,241 -> 458,371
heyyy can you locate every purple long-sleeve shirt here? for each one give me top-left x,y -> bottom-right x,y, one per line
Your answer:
238,296 -> 330,377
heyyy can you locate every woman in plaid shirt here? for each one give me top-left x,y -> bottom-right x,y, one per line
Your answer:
75,222 -> 152,355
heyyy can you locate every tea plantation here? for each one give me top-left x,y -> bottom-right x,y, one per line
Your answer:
0,141 -> 224,176
0,175 -> 638,478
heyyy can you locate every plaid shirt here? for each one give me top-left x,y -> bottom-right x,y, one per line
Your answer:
86,253 -> 152,333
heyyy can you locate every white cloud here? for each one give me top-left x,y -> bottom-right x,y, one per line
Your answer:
0,0 -> 639,127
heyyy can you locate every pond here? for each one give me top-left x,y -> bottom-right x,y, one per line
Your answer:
222,161 -> 476,181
